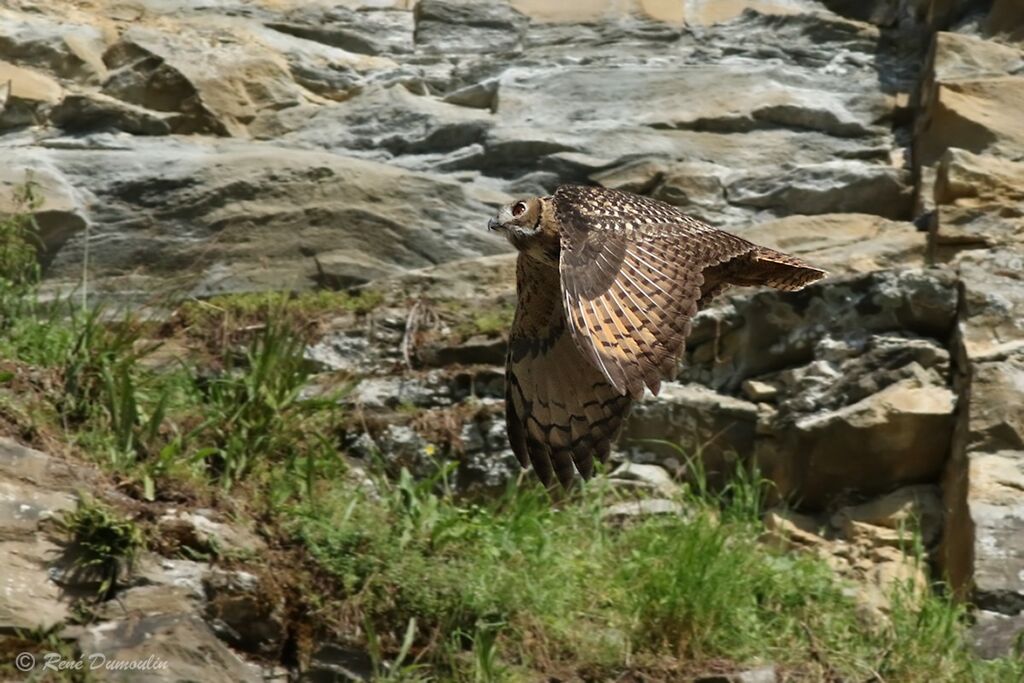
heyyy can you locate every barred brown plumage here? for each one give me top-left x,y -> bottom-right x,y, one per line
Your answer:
488,185 -> 827,489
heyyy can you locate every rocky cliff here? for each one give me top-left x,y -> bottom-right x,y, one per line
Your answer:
2,0 -> 1024,675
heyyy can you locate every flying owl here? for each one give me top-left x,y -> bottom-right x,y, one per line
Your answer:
487,185 -> 826,489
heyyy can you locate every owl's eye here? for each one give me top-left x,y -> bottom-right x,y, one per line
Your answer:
512,201 -> 527,217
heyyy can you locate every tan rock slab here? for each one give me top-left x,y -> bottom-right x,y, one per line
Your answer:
917,76 -> 1024,166
759,379 -> 956,509
831,484 -> 943,546
743,213 -> 925,274
0,60 -> 63,103
934,148 -> 1024,205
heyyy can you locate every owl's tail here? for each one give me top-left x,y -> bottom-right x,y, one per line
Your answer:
725,246 -> 828,292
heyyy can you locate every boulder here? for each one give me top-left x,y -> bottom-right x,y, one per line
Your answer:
728,162 -> 912,220
0,60 -> 63,128
929,205 -> 1024,261
934,149 -> 1024,206
758,379 -> 956,509
204,569 -> 287,657
972,610 -> 1024,661
601,498 -> 684,523
621,382 -> 759,482
955,250 -> 1024,362
0,162 -> 88,269
968,451 -> 1024,615
608,462 -> 681,498
682,0 -> 820,25
916,76 -> 1024,167
98,557 -> 209,620
101,25 -> 309,136
254,85 -> 492,160
0,60 -> 63,104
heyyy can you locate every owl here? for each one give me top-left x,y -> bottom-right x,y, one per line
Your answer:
487,185 -> 826,488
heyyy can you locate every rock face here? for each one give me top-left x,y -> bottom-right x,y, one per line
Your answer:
909,3 -> 1024,655
1,0 -> 1023,664
0,0 -> 919,299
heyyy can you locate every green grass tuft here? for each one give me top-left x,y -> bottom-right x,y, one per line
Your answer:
54,494 -> 145,600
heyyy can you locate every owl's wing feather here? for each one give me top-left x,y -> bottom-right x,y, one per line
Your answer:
554,185 -> 826,398
506,255 -> 632,488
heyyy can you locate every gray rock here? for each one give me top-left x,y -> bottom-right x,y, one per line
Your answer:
608,462 -> 680,497
0,9 -> 108,82
347,373 -> 451,411
1,538 -> 79,631
0,438 -> 98,630
204,568 -> 286,657
98,557 -> 209,620
729,161 -> 911,220
955,250 -> 1024,363
456,405 -> 522,491
253,85 -> 492,159
19,140 -> 507,299
51,93 -> 174,135
620,382 -> 759,484
78,613 -> 263,683
601,498 -> 684,523
414,0 -> 529,55
267,7 -> 415,56
971,610 -> 1024,660
347,423 -> 439,480
155,509 -> 265,557
684,268 -> 958,391
303,643 -> 374,682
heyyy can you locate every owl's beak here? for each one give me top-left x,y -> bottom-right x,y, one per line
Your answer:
487,217 -> 503,232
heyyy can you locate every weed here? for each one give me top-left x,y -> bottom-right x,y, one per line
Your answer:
54,494 -> 144,600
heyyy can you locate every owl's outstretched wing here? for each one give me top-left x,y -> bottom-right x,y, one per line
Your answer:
505,255 -> 632,489
554,185 -> 826,399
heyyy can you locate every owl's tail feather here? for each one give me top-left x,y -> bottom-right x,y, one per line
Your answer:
727,247 -> 828,292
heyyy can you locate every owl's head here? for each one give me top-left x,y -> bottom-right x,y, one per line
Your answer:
487,198 -> 542,239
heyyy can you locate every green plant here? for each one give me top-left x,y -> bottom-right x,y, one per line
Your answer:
54,494 -> 144,599
196,315 -> 332,490
0,177 -> 42,323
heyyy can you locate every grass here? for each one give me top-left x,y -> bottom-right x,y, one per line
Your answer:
445,299 -> 516,340
174,289 -> 383,352
0,196 -> 1022,681
290,468 -> 1024,682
